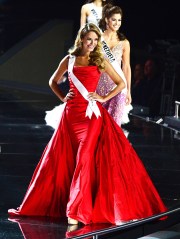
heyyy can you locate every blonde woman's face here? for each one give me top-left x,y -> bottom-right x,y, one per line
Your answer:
82,31 -> 99,52
107,13 -> 122,31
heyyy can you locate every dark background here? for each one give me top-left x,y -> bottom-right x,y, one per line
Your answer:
0,0 -> 179,52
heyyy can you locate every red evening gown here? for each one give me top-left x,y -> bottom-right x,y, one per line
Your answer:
8,65 -> 167,225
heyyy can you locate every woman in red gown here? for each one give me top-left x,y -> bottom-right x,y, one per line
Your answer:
8,23 -> 167,225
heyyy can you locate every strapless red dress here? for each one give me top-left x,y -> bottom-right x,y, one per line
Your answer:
8,66 -> 167,225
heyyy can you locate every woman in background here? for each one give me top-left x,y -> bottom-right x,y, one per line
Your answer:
96,4 -> 132,126
80,0 -> 113,27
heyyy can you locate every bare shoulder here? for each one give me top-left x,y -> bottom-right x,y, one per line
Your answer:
58,55 -> 70,68
81,3 -> 90,11
61,54 -> 69,63
123,39 -> 130,48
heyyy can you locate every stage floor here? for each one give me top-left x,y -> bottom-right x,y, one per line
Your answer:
0,86 -> 180,239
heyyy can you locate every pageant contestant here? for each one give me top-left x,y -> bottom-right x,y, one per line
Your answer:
96,4 -> 132,126
80,0 -> 113,28
45,3 -> 132,128
8,23 -> 167,225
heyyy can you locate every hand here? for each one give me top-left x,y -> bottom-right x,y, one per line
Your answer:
63,89 -> 75,102
87,92 -> 105,103
126,91 -> 132,105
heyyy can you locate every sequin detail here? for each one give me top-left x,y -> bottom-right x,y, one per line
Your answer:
96,42 -> 128,126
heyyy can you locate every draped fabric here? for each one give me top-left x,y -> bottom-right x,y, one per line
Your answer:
8,65 -> 167,225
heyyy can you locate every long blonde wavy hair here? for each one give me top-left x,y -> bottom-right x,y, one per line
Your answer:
68,23 -> 105,70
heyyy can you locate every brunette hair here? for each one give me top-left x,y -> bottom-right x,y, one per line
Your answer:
99,4 -> 126,40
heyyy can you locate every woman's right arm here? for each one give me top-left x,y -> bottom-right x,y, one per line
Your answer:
88,60 -> 125,103
80,4 -> 88,28
49,55 -> 69,102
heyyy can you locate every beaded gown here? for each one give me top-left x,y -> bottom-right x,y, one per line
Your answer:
8,61 -> 167,225
96,41 -> 132,126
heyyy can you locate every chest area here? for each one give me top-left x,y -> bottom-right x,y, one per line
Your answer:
88,3 -> 102,19
106,39 -> 123,52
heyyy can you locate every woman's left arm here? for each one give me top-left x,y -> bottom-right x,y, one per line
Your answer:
122,39 -> 132,104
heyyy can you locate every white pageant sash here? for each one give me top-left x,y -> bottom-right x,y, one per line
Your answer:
101,39 -> 127,92
89,4 -> 100,25
93,24 -> 127,93
68,55 -> 101,119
